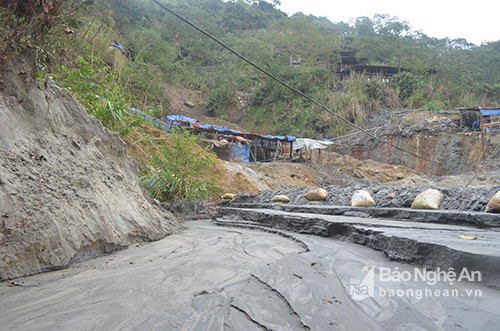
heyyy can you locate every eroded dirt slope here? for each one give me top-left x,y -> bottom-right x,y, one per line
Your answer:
0,54 -> 181,280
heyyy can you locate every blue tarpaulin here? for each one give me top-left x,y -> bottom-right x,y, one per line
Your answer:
262,135 -> 296,142
130,111 -> 298,143
166,114 -> 199,123
229,144 -> 250,163
196,123 -> 214,129
135,112 -> 298,142
130,108 -> 169,130
480,109 -> 500,116
111,42 -> 125,51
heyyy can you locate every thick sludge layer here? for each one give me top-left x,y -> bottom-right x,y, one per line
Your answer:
1,221 -> 499,330
216,207 -> 500,289
225,203 -> 500,228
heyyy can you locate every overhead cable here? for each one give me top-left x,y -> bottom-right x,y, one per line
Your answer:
465,144 -> 500,187
152,0 -> 442,166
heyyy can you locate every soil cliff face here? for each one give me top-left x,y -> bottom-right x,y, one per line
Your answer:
0,55 -> 181,280
334,115 -> 499,176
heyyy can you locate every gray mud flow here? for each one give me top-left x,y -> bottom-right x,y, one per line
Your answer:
1,221 -> 499,330
218,206 -> 500,290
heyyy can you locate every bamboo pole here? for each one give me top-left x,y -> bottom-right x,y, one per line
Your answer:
481,113 -> 485,161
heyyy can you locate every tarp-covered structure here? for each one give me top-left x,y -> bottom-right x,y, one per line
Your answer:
131,110 -> 336,163
164,115 -> 296,143
293,138 -> 335,150
164,114 -> 297,163
459,107 -> 500,128
480,108 -> 500,117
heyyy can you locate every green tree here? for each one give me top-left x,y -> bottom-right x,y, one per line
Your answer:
391,72 -> 421,99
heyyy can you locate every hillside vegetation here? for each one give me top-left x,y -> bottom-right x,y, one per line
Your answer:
5,0 -> 499,138
2,0 -> 499,200
108,0 -> 500,137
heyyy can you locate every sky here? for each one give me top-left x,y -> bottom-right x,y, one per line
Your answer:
277,0 -> 500,45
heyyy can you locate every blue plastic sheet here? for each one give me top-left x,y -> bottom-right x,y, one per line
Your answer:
196,123 -> 214,129
166,114 -> 198,123
111,42 -> 125,51
480,109 -> 500,116
141,112 -> 298,142
229,144 -> 250,163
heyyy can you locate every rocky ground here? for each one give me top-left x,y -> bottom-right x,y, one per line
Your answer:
331,109 -> 500,176
230,183 -> 500,212
213,188 -> 500,329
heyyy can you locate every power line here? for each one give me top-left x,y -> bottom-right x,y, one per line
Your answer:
465,144 -> 500,187
151,0 -> 442,166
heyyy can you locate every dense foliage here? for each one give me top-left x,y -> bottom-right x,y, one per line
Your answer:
140,128 -> 219,201
56,55 -> 140,133
0,1 -> 222,202
107,0 -> 499,137
3,0 -> 500,138
2,0 -> 498,200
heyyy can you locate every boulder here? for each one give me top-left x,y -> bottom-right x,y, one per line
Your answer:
304,189 -> 328,201
272,195 -> 290,204
485,191 -> 500,213
351,190 -> 376,207
221,193 -> 235,200
411,189 -> 444,210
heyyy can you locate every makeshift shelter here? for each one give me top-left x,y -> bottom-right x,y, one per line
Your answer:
293,138 -> 335,164
134,110 -> 348,164
165,114 -> 296,163
293,138 -> 334,150
218,135 -> 250,162
459,107 -> 500,129
458,107 -> 500,161
480,108 -> 500,130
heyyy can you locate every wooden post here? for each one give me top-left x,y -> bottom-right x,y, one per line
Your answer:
481,95 -> 487,161
481,113 -> 485,161
273,141 -> 280,162
254,138 -> 258,162
249,139 -> 257,163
